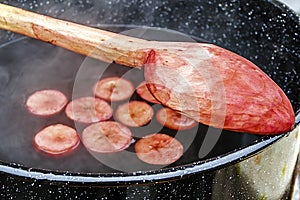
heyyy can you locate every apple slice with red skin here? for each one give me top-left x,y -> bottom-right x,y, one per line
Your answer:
136,81 -> 160,104
33,124 -> 80,155
26,89 -> 67,116
65,97 -> 113,124
93,77 -> 134,102
82,121 -> 132,153
115,101 -> 154,127
156,107 -> 198,131
135,133 -> 183,165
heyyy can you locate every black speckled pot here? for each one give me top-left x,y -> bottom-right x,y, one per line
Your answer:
0,0 -> 299,199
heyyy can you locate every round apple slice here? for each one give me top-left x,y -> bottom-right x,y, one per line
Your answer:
136,81 -> 160,104
156,107 -> 198,130
26,89 -> 67,116
33,124 -> 80,155
135,133 -> 183,165
115,101 -> 154,127
82,121 -> 132,153
65,97 -> 113,124
93,77 -> 134,102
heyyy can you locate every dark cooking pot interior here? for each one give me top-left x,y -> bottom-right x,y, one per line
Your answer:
0,0 -> 299,176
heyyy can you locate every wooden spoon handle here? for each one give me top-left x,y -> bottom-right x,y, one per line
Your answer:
0,3 -> 149,67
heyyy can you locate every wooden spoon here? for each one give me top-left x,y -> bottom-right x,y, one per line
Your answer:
0,3 -> 294,134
